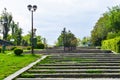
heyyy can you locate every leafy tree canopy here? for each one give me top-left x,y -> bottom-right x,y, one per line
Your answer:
56,28 -> 78,47
91,5 -> 120,46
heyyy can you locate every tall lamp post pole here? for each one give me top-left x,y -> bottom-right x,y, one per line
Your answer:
62,28 -> 66,52
27,5 -> 37,55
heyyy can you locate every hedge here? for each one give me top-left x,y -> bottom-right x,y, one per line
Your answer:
36,42 -> 45,49
14,48 -> 23,56
102,37 -> 120,53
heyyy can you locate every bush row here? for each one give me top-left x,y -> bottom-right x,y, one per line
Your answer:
102,37 -> 120,53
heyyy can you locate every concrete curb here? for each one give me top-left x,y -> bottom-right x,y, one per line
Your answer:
112,51 -> 120,54
4,55 -> 47,80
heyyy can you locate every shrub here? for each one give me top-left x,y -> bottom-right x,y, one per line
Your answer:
27,46 -> 31,50
102,37 -> 120,53
11,46 -> 17,50
36,42 -> 45,49
14,48 -> 23,56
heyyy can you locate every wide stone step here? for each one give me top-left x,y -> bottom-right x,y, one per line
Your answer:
15,78 -> 120,80
32,66 -> 120,69
38,63 -> 120,66
52,55 -> 120,57
49,57 -> 120,59
27,69 -> 120,73
38,61 -> 120,64
20,73 -> 120,78
37,49 -> 111,53
45,59 -> 120,61
51,53 -> 119,55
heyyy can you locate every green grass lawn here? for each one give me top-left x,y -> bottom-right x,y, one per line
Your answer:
0,52 -> 41,80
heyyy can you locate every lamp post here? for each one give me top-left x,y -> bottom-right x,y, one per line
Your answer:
27,5 -> 37,55
62,28 -> 66,52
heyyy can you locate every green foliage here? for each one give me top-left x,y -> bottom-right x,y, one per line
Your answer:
107,32 -> 120,39
102,37 -> 120,53
27,46 -> 31,50
0,8 -> 13,40
81,37 -> 91,46
36,42 -> 45,49
10,46 -> 17,50
56,28 -> 78,48
0,8 -> 23,45
22,39 -> 28,46
22,33 -> 43,46
14,48 -> 23,56
91,5 -> 120,46
11,21 -> 22,45
36,36 -> 42,43
22,34 -> 31,45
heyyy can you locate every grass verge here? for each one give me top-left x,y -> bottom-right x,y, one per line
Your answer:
0,53 -> 41,80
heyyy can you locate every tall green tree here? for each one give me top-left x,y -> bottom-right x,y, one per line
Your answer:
109,5 -> 120,32
10,22 -> 22,45
56,28 -> 78,50
15,27 -> 22,45
91,14 -> 110,46
0,8 -> 12,40
91,5 -> 120,46
11,21 -> 16,36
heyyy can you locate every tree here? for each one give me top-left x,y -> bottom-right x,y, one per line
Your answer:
16,27 -> 22,45
9,22 -> 22,45
56,28 -> 78,51
36,36 -> 42,43
91,5 -> 120,46
11,21 -> 16,36
22,34 -> 31,45
22,32 -> 43,46
0,8 -> 12,40
108,5 -> 120,32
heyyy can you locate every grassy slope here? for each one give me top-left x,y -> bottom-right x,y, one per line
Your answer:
0,53 -> 41,80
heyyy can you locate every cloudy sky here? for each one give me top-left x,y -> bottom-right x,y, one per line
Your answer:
0,0 -> 120,45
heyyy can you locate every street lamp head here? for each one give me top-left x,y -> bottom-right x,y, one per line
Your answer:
27,5 -> 32,11
33,5 -> 37,11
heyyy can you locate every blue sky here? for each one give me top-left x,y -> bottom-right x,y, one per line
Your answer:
0,0 -> 120,45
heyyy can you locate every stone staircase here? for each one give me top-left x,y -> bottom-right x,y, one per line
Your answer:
15,53 -> 120,80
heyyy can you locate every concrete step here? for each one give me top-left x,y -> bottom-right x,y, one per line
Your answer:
38,60 -> 120,64
45,59 -> 120,61
50,54 -> 120,56
15,78 -> 120,80
49,57 -> 120,59
20,73 -> 120,78
38,49 -> 111,53
27,69 -> 120,73
32,66 -> 120,69
37,63 -> 120,66
51,53 -> 118,55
